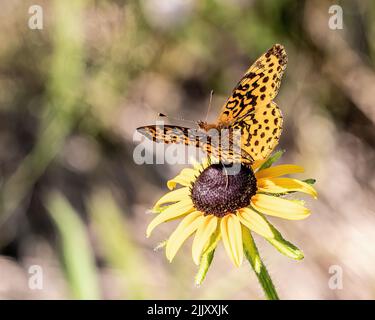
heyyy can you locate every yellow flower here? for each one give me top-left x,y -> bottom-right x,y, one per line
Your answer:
146,156 -> 317,268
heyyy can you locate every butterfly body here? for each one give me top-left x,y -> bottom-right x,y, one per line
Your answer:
197,121 -> 232,133
137,44 -> 287,165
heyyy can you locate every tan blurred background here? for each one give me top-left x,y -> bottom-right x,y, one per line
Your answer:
0,0 -> 375,299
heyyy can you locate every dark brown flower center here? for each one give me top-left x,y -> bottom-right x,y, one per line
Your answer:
190,163 -> 257,217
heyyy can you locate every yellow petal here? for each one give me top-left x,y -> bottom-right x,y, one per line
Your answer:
146,199 -> 194,237
252,194 -> 310,220
238,207 -> 274,238
153,187 -> 190,209
192,215 -> 218,265
167,168 -> 196,190
255,164 -> 304,179
189,156 -> 200,168
220,214 -> 243,267
191,157 -> 210,171
258,177 -> 317,199
165,211 -> 203,262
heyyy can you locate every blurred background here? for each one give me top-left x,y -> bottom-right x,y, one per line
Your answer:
0,0 -> 375,299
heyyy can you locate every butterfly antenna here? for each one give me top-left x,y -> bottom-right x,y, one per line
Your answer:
158,113 -> 196,124
222,165 -> 229,189
205,90 -> 214,123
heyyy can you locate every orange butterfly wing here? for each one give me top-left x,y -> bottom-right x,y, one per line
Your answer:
217,44 -> 287,125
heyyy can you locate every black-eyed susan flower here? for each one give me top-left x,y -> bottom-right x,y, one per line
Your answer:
147,151 -> 317,272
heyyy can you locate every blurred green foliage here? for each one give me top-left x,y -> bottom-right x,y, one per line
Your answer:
89,189 -> 151,299
47,192 -> 100,299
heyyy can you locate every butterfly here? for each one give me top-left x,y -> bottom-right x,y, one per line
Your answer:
137,44 -> 287,164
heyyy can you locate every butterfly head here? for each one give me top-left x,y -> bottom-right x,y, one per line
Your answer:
197,121 -> 218,132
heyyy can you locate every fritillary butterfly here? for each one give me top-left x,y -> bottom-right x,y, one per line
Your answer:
137,44 -> 287,164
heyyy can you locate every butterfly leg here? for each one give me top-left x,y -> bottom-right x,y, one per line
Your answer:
221,164 -> 229,189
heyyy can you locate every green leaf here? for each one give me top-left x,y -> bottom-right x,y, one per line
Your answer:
150,205 -> 169,214
0,0 -> 86,227
242,226 -> 279,300
46,192 -> 100,300
195,229 -> 221,286
258,150 -> 285,170
89,189 -> 150,299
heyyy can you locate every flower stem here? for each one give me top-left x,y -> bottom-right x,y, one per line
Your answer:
242,226 -> 279,300
254,263 -> 279,300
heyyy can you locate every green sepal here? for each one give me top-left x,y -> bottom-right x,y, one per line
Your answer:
259,178 -> 316,197
258,150 -> 285,170
150,204 -> 170,214
266,223 -> 304,260
303,178 -> 316,185
194,228 -> 221,286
